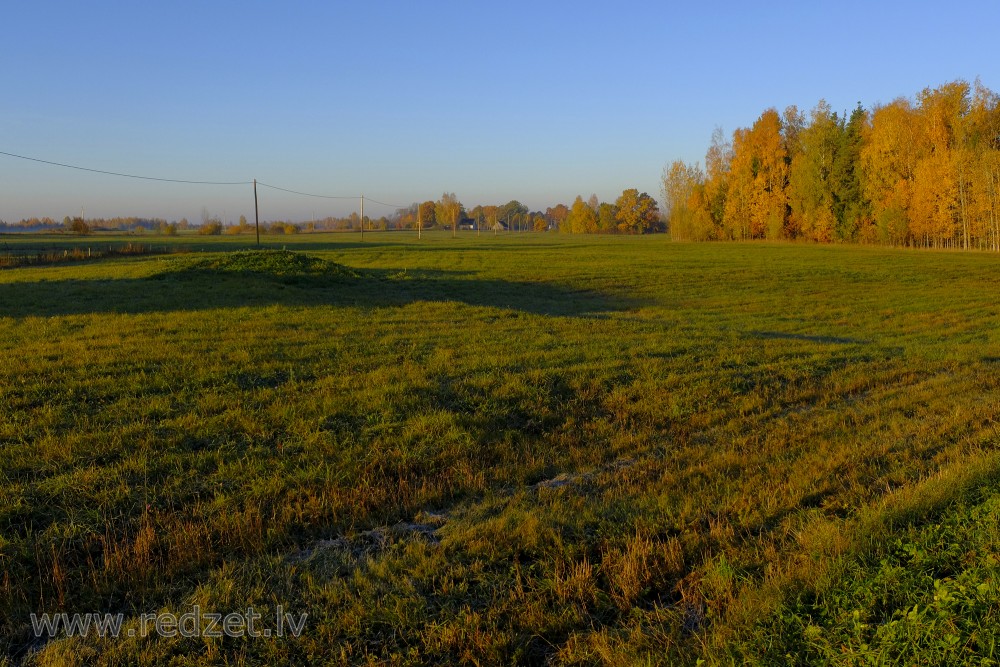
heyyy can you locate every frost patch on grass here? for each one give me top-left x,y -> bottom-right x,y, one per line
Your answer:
287,510 -> 448,563
533,457 -> 637,491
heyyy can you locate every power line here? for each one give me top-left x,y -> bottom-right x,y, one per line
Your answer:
0,150 -> 251,185
256,182 -> 407,209
1,149 -> 412,210
255,181 -> 357,200
364,196 -> 407,209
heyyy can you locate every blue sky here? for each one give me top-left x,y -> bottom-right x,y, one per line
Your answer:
2,1 -> 997,223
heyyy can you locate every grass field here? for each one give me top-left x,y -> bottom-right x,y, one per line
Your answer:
2,231 -> 1000,665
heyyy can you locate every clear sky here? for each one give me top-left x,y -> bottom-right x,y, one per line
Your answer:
2,1 -> 997,223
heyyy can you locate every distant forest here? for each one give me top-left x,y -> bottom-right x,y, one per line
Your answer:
662,79 -> 1000,250
0,187 -> 664,237
0,216 -> 172,234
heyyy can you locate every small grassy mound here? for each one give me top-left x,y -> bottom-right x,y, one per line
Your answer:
171,249 -> 359,283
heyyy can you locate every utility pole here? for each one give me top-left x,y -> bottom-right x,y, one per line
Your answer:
417,204 -> 422,240
360,194 -> 364,241
253,179 -> 260,246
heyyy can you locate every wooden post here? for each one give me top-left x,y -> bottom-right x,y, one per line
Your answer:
254,179 -> 260,246
360,194 -> 365,241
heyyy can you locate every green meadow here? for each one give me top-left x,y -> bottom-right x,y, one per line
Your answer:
2,232 -> 1000,665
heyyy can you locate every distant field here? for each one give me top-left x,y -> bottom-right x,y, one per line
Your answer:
2,232 -> 1000,665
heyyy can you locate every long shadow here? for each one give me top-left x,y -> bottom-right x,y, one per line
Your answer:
747,330 -> 871,345
0,238 -> 411,258
1,233 -> 584,257
0,266 -> 643,319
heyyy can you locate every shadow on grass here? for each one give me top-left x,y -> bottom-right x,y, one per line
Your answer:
747,330 -> 871,345
1,234 -> 560,256
0,266 -> 642,319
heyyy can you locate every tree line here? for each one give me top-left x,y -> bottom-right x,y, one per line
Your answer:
395,188 -> 662,236
2,186 -> 663,237
663,79 -> 1000,249
0,216 -> 171,234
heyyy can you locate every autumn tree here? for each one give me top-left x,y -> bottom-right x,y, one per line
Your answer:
909,152 -> 957,246
860,98 -> 922,245
482,205 -> 500,233
415,201 -> 435,230
67,217 -> 90,235
614,189 -> 661,234
499,200 -> 528,232
662,160 -> 709,240
546,204 -> 570,232
597,202 -> 618,233
971,145 -> 1000,250
967,80 -> 1000,249
782,105 -> 806,164
394,204 -> 417,230
725,108 -> 789,240
787,100 -> 841,242
915,81 -> 970,247
199,218 -> 223,235
436,193 -> 463,237
567,195 -> 598,233
703,126 -> 733,236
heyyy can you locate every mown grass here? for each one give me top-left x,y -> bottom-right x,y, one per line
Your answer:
1,232 -> 999,665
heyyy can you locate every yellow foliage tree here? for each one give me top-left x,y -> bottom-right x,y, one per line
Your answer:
662,160 -> 710,240
724,109 -> 788,240
909,153 -> 957,246
860,99 -> 924,244
614,189 -> 661,234
568,196 -> 598,233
